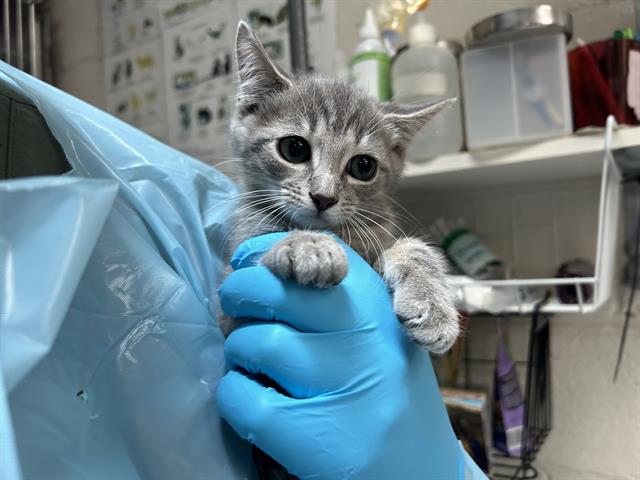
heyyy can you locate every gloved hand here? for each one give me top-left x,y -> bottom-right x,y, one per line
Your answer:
217,232 -> 485,479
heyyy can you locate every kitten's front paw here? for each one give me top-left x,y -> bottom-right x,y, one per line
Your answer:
395,298 -> 460,354
261,231 -> 348,288
380,238 -> 460,354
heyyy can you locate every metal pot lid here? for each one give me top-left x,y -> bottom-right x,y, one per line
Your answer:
465,5 -> 573,47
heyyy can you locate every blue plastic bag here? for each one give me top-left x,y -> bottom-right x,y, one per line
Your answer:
0,61 -> 253,480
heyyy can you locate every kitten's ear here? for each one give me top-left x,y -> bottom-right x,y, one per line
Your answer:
384,98 -> 456,154
235,21 -> 292,115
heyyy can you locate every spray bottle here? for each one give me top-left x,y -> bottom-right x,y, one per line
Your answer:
349,9 -> 391,102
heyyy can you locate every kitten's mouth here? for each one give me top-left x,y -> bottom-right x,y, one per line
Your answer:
291,207 -> 335,229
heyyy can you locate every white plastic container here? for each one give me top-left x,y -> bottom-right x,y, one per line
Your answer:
392,12 -> 463,160
350,9 -> 391,101
461,6 -> 573,150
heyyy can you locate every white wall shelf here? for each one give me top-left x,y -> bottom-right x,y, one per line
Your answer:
400,125 -> 640,193
411,118 -> 633,315
450,277 -> 599,315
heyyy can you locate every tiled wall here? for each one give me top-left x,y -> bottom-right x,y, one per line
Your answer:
400,177 -> 640,479
401,178 -> 600,278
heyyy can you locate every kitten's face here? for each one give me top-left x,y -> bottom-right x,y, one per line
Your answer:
230,22 -> 452,231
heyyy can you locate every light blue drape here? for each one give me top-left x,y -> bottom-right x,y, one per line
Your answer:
0,61 -> 252,480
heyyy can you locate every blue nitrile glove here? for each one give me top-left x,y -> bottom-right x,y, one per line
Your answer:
217,232 -> 487,479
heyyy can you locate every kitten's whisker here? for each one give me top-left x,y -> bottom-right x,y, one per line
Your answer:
252,206 -> 280,232
210,194 -> 288,216
349,209 -> 385,241
231,194 -> 289,208
212,159 -> 246,169
368,206 -> 420,231
270,204 -> 294,230
352,214 -> 385,263
214,190 -> 287,207
230,188 -> 287,195
221,204 -> 281,252
225,190 -> 287,200
350,215 -> 378,262
358,219 -> 385,270
241,204 -> 283,227
232,202 -> 280,228
255,202 -> 289,231
354,208 -> 407,241
226,207 -> 283,251
357,212 -> 388,260
383,193 -> 423,225
346,217 -> 369,259
228,197 -> 289,219
340,218 -> 353,248
351,217 -> 387,289
221,194 -> 288,206
226,189 -> 287,199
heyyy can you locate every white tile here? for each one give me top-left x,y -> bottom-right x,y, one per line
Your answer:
553,190 -> 599,220
474,196 -> 513,235
515,194 -> 554,228
555,217 -> 598,265
514,226 -> 557,277
443,201 -> 476,230
478,233 -> 515,268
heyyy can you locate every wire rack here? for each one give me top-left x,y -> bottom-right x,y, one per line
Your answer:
490,296 -> 552,479
450,116 -> 623,315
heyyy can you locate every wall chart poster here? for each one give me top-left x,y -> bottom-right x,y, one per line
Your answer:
162,1 -> 237,159
102,0 -> 167,139
102,0 -> 336,163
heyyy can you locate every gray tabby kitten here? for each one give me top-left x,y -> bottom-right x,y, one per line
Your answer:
225,21 -> 459,353
225,21 -> 460,480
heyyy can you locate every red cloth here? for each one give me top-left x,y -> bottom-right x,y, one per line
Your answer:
569,39 -> 640,129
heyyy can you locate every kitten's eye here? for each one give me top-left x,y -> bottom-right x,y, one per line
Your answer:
346,155 -> 377,181
277,136 -> 311,163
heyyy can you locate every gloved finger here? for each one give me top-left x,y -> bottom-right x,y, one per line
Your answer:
216,370 -> 296,444
230,232 -> 289,269
224,322 -> 370,398
219,265 -> 361,332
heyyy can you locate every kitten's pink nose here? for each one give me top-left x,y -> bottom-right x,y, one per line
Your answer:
310,193 -> 338,212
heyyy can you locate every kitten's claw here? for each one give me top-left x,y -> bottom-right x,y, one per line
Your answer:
398,312 -> 460,354
261,231 -> 348,288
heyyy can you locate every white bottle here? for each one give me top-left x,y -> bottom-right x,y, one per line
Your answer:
350,9 -> 391,102
392,12 -> 463,160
